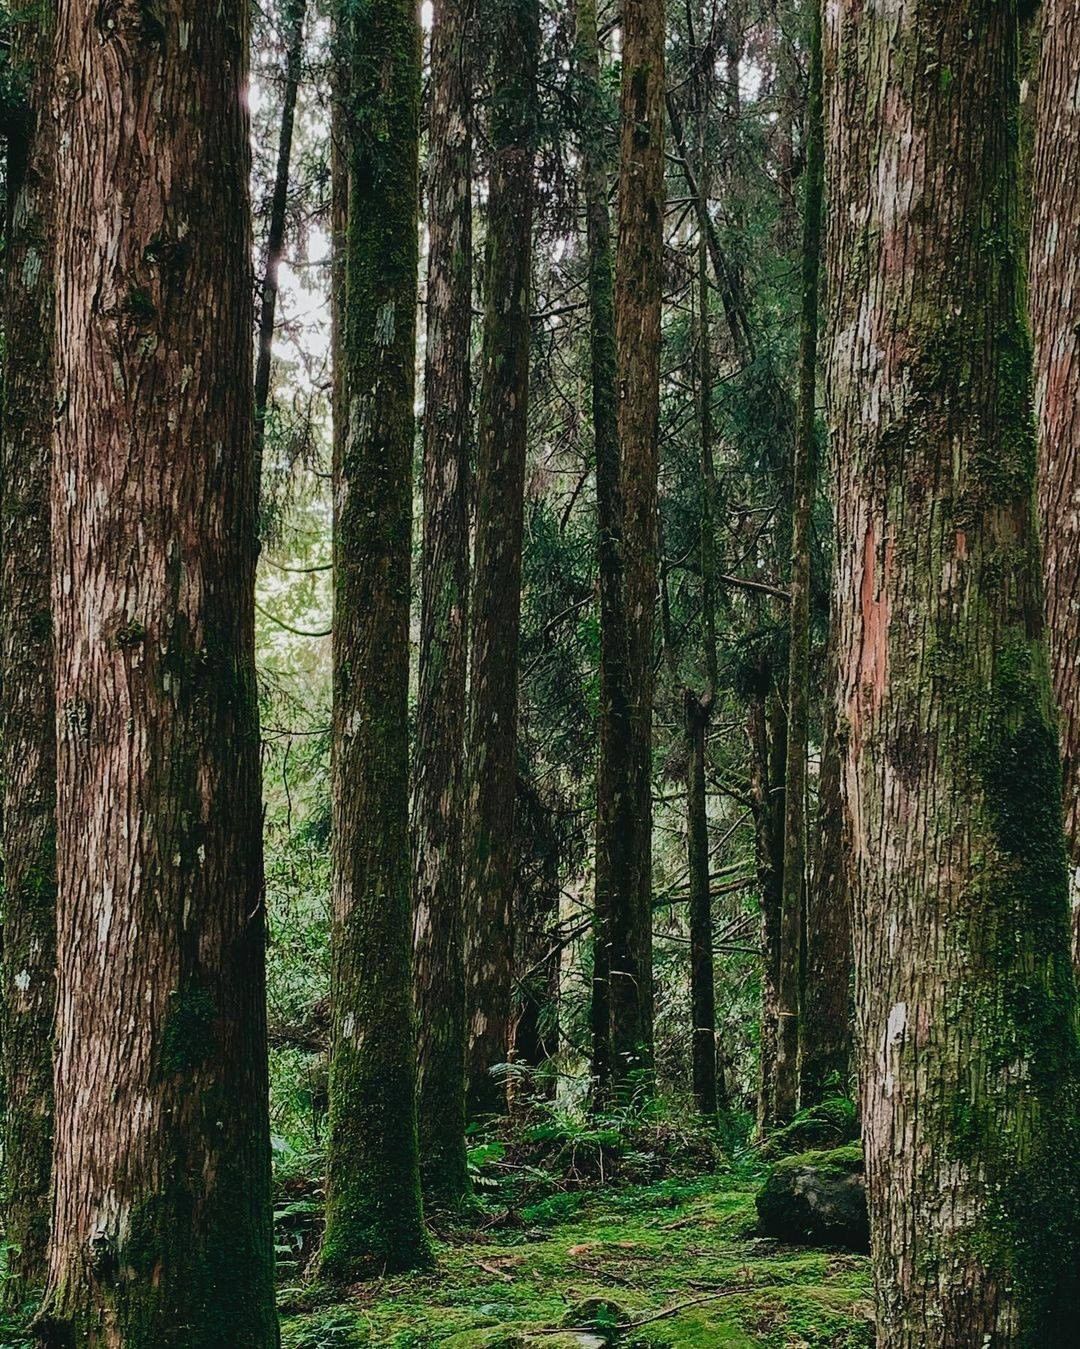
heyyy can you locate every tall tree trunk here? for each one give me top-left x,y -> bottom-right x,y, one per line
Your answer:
0,0 -> 56,1303
825,0 -> 1080,1340
775,0 -> 824,1125
750,682 -> 785,1131
253,0 -> 308,519
575,0 -> 619,1097
1031,0 -> 1080,969
800,619 -> 852,1105
40,2 -> 277,1341
321,0 -> 429,1278
463,0 -> 539,1118
685,53 -> 723,1115
412,0 -> 474,1202
600,0 -> 666,1095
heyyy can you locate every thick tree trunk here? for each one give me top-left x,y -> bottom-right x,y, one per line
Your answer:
776,0 -> 824,1125
40,2 -> 277,1342
253,0 -> 308,517
825,0 -> 1080,1340
1031,0 -> 1080,969
800,621 -> 852,1105
575,0 -> 620,1097
322,0 -> 429,1278
463,0 -> 538,1118
412,0 -> 474,1203
600,0 -> 666,1095
0,2 -> 56,1303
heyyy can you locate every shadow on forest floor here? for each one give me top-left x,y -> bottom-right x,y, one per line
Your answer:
279,1171 -> 873,1348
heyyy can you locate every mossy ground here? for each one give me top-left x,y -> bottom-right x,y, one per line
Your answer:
279,1172 -> 872,1348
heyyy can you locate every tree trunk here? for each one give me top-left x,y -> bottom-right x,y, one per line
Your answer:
685,54 -> 723,1115
321,0 -> 430,1278
686,692 -> 720,1115
40,2 -> 277,1341
776,0 -> 824,1125
750,683 -> 785,1132
800,620 -> 852,1106
601,0 -> 666,1095
575,0 -> 619,1098
253,0 -> 308,519
825,0 -> 1080,1339
0,1 -> 56,1303
1031,0 -> 1080,969
463,0 -> 539,1118
412,0 -> 474,1203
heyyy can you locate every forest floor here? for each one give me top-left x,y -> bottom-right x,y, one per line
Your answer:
279,1169 -> 873,1348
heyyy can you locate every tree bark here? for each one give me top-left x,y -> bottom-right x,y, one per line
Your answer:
0,0 -> 56,1303
412,0 -> 473,1202
776,0 -> 824,1125
1031,0 -> 1080,969
575,0 -> 619,1098
600,0 -> 666,1095
825,0 -> 1080,1339
463,0 -> 538,1118
40,2 -> 277,1341
321,0 -> 430,1278
253,0 -> 308,520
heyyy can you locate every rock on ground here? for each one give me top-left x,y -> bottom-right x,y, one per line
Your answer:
755,1144 -> 869,1252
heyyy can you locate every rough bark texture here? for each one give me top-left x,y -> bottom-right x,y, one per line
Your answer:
825,0 -> 1080,1341
253,0 -> 307,518
575,0 -> 620,1097
599,0 -> 666,1094
1031,0 -> 1080,968
41,2 -> 277,1342
412,0 -> 473,1202
776,0 -> 824,1125
463,0 -> 538,1118
321,0 -> 429,1279
800,624 -> 853,1106
0,0 -> 56,1302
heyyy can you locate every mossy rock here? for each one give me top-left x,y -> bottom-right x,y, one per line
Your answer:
561,1295 -> 627,1337
759,1098 -> 859,1159
755,1144 -> 868,1253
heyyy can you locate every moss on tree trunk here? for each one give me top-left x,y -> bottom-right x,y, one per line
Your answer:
321,0 -> 430,1279
825,0 -> 1080,1339
0,0 -> 56,1305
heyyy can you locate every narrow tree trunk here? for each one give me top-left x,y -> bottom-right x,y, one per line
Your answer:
322,0 -> 429,1278
825,0 -> 1080,1339
0,2 -> 55,1303
412,0 -> 474,1203
511,782 -> 560,1097
686,70 -> 723,1115
800,620 -> 852,1105
574,0 -> 620,1098
775,0 -> 824,1125
463,0 -> 539,1118
750,684 -> 785,1131
686,692 -> 720,1115
253,0 -> 308,518
1031,0 -> 1080,969
601,0 -> 666,1094
40,2 -> 277,1341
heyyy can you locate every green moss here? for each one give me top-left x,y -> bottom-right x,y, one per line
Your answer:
159,984 -> 217,1076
